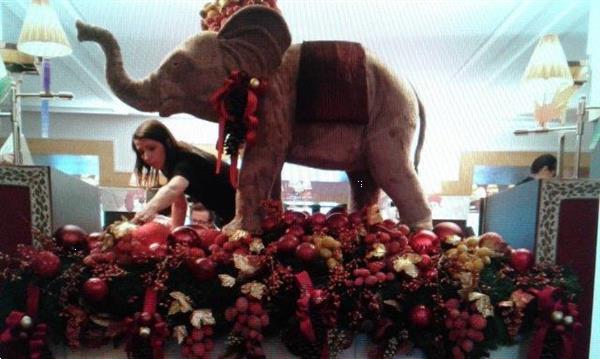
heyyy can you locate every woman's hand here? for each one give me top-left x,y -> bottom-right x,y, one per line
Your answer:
132,176 -> 189,224
132,206 -> 157,224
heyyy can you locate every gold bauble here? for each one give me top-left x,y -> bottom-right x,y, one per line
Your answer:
249,78 -> 261,89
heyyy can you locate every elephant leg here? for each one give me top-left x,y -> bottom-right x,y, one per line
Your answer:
222,145 -> 286,235
270,171 -> 282,201
366,130 -> 432,229
346,170 -> 380,212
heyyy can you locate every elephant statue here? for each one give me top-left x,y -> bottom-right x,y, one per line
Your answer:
76,6 -> 432,233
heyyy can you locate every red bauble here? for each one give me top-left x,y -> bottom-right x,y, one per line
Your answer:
295,243 -> 318,262
277,234 -> 300,253
410,230 -> 438,254
83,277 -> 109,302
188,258 -> 217,281
433,222 -> 462,240
347,212 -> 362,225
326,213 -> 349,231
510,248 -> 534,272
169,226 -> 200,246
286,224 -> 305,237
196,229 -> 221,250
131,222 -> 170,260
283,210 -> 305,225
409,305 -> 432,328
55,224 -> 88,248
309,213 -> 327,227
32,251 -> 61,278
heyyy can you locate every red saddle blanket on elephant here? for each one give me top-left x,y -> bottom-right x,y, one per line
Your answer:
295,41 -> 368,124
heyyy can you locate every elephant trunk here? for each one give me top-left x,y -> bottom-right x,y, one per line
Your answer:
76,20 -> 159,112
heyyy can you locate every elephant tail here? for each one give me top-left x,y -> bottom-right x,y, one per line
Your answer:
413,94 -> 426,173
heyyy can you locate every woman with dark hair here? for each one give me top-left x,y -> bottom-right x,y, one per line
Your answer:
131,119 -> 235,227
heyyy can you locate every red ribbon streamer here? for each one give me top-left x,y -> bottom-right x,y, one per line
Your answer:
210,70 -> 264,188
294,271 -> 318,343
118,288 -> 168,359
0,285 -> 48,359
527,286 -> 581,359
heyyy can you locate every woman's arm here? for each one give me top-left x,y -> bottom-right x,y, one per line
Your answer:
133,175 -> 189,223
170,193 -> 188,227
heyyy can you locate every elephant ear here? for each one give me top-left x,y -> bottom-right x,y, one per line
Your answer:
218,6 -> 291,77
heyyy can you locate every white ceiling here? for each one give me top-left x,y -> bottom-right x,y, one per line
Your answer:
0,0 -> 594,189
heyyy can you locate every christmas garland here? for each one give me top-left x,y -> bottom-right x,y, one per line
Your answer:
0,203 -> 582,359
211,70 -> 267,188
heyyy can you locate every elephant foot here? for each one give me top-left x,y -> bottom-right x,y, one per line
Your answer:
409,218 -> 433,231
222,216 -> 263,236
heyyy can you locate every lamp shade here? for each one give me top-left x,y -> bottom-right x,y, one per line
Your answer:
523,34 -> 573,92
17,0 -> 72,58
522,34 -> 574,127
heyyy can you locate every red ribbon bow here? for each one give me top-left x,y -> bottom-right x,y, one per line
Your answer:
210,70 -> 266,188
119,288 -> 168,359
0,284 -> 48,359
294,271 -> 326,343
527,286 -> 582,359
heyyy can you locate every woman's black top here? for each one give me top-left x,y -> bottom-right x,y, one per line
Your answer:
163,150 -> 236,224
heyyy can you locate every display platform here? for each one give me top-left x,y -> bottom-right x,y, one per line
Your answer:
50,335 -> 528,358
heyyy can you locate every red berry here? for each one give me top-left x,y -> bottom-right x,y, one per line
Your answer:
354,277 -> 364,286
235,297 -> 249,312
367,261 -> 386,273
191,329 -> 204,341
452,346 -> 465,359
260,314 -> 269,327
249,302 -> 263,315
469,314 -> 487,330
191,343 -> 205,356
449,309 -> 460,319
375,272 -> 387,282
248,315 -> 262,329
365,275 -> 378,286
454,319 -> 466,329
460,339 -> 474,353
353,268 -> 370,277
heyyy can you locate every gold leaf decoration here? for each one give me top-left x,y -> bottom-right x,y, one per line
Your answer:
468,292 -> 494,317
233,254 -> 259,275
392,253 -> 421,278
168,291 -> 194,315
190,309 -> 215,328
218,274 -> 236,287
241,281 -> 266,300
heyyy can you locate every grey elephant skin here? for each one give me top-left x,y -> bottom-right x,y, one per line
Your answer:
76,6 -> 432,233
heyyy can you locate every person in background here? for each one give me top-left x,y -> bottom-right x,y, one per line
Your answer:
190,202 -> 218,229
131,119 -> 235,227
516,154 -> 557,185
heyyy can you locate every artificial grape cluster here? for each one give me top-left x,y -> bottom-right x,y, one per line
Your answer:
348,261 -> 393,287
445,237 -> 494,274
181,326 -> 215,359
207,232 -> 254,265
443,299 -> 487,359
224,296 -> 269,358
313,235 -> 343,268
